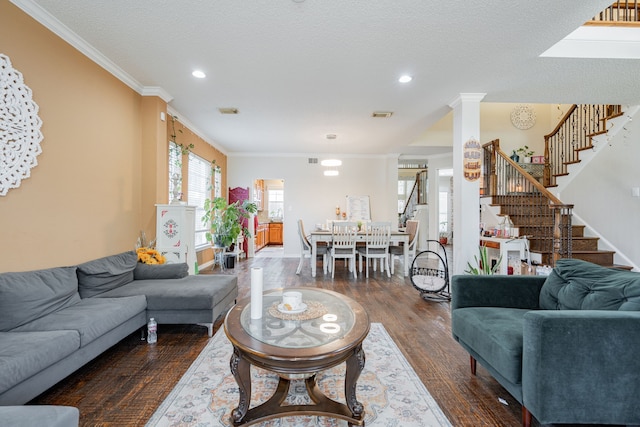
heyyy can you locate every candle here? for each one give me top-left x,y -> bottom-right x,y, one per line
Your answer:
250,267 -> 263,319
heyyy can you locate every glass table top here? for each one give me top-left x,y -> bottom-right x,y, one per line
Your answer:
240,288 -> 356,349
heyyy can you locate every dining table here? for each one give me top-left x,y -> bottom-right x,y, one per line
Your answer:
308,230 -> 410,277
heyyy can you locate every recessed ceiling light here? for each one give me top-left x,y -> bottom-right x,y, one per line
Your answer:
326,134 -> 337,140
321,159 -> 342,167
324,170 -> 339,176
398,75 -> 412,83
192,70 -> 206,79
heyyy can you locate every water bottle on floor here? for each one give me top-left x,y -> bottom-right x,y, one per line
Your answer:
147,318 -> 157,344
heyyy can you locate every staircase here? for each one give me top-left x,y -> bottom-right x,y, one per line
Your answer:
543,104 -> 622,188
401,169 -> 427,225
482,122 -> 630,269
490,195 -> 617,267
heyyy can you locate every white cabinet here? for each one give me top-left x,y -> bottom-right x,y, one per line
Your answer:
155,204 -> 196,274
480,236 -> 527,275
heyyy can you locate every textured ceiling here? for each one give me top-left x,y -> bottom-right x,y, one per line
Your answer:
14,0 -> 635,156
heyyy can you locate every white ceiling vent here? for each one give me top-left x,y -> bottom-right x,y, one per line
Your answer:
218,107 -> 239,114
372,111 -> 393,118
308,158 -> 318,164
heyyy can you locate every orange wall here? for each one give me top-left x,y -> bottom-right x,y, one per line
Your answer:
0,3 -> 225,271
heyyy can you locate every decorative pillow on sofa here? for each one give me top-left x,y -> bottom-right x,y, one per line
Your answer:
134,262 -> 188,280
77,251 -> 137,298
539,258 -> 640,311
0,266 -> 81,331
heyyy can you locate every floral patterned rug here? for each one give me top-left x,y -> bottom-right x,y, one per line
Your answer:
146,323 -> 451,427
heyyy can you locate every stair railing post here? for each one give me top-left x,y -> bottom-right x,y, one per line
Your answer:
551,203 -> 573,266
543,136 -> 551,187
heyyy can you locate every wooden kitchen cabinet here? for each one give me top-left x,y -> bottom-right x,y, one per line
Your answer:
254,179 -> 265,211
254,223 -> 268,252
268,223 -> 283,245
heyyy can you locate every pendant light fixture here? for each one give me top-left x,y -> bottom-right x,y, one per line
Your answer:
322,134 -> 341,176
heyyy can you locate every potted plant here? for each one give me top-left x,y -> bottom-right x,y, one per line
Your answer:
516,145 -> 534,163
465,245 -> 502,275
439,232 -> 448,245
439,221 -> 448,244
202,197 -> 258,249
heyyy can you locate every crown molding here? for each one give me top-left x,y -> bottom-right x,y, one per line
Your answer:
10,0 -> 173,103
141,87 -> 173,103
448,93 -> 487,109
166,106 -> 227,155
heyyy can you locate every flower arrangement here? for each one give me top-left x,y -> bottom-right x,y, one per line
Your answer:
136,247 -> 166,265
135,231 -> 165,264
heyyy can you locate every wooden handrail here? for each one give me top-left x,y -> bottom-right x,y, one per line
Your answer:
498,151 -> 568,207
544,105 -> 577,140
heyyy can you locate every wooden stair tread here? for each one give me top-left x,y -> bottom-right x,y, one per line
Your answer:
586,130 -> 606,138
572,249 -> 615,255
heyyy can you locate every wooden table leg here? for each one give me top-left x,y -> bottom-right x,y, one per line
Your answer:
230,346 -> 251,425
344,343 -> 366,419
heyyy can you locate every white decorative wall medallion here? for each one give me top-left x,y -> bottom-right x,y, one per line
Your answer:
0,54 -> 44,196
510,104 -> 536,130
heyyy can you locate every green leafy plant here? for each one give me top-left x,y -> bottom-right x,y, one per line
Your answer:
516,145 -> 534,157
169,115 -> 194,155
202,197 -> 258,248
465,245 -> 502,275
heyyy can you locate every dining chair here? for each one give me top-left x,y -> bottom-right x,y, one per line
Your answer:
296,219 -> 328,275
389,219 -> 419,275
357,221 -> 391,278
330,221 -> 358,279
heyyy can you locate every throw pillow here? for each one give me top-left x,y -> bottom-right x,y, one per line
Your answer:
134,262 -> 188,280
77,251 -> 137,298
0,266 -> 81,331
539,258 -> 640,310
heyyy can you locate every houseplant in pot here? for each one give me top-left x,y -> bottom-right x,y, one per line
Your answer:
516,145 -> 534,163
202,197 -> 258,249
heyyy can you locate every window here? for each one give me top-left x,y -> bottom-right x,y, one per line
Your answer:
188,152 -> 212,247
267,188 -> 284,219
439,191 -> 448,232
397,178 -> 413,213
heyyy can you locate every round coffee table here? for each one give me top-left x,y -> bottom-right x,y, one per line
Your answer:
224,287 -> 370,426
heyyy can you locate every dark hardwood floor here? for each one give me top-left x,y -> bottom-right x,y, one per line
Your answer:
29,255 -> 550,426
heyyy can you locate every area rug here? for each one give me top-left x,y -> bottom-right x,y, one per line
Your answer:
146,323 -> 451,427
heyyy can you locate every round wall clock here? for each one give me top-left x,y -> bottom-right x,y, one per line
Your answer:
510,104 -> 536,130
0,54 -> 44,196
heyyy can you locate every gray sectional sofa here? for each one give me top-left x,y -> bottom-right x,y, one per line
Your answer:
451,258 -> 640,427
0,250 -> 238,408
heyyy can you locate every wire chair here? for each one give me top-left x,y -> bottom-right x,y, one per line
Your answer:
410,240 -> 450,301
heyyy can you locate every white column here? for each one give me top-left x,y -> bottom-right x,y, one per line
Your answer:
386,154 -> 400,229
449,93 -> 485,275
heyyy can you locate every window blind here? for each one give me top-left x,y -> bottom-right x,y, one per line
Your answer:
188,152 -> 212,247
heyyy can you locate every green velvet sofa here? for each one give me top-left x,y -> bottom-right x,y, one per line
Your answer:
451,258 -> 640,427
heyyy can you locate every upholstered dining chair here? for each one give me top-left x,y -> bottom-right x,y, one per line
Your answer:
357,221 -> 391,278
296,219 -> 328,275
330,221 -> 358,279
389,219 -> 419,275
